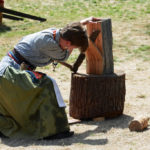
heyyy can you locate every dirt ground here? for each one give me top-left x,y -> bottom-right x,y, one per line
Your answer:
0,20 -> 150,150
0,56 -> 149,150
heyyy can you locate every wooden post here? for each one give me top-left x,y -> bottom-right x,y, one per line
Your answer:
69,72 -> 125,119
69,19 -> 126,119
0,0 -> 4,25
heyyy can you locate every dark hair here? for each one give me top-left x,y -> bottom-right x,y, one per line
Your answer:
60,22 -> 88,52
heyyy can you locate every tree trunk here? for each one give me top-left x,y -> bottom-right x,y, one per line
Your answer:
69,71 -> 125,119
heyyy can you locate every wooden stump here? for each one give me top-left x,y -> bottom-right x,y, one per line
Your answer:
69,71 -> 125,119
69,19 -> 126,119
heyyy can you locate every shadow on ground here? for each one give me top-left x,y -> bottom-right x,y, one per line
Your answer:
0,24 -> 11,33
0,114 -> 134,147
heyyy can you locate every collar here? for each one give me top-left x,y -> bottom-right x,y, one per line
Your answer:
55,29 -> 61,44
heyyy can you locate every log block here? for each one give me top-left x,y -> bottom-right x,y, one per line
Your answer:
86,19 -> 113,75
129,116 -> 150,131
69,71 -> 125,119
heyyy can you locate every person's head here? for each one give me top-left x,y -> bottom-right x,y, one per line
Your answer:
60,22 -> 88,53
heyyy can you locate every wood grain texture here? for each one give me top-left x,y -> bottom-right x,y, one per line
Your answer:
69,71 -> 126,119
85,19 -> 114,75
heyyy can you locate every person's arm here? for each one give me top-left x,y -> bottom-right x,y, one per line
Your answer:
59,61 -> 73,70
80,16 -> 101,25
59,53 -> 85,73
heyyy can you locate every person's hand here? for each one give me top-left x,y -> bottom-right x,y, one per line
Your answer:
80,16 -> 101,25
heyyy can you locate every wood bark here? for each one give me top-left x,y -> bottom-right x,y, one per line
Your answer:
129,116 -> 149,131
69,71 -> 126,119
86,19 -> 114,75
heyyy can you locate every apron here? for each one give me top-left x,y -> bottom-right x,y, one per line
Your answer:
0,66 -> 70,139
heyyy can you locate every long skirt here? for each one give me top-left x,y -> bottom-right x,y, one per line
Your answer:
0,66 -> 69,139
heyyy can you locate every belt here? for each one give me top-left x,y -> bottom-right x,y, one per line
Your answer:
8,49 -> 36,71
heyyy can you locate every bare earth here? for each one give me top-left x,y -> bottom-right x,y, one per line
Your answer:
0,21 -> 150,150
0,56 -> 149,150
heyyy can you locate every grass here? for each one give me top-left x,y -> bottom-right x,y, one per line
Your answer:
132,45 -> 150,61
0,0 -> 150,66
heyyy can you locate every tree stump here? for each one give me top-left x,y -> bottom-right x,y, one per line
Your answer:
69,72 -> 125,119
0,0 -> 4,24
69,19 -> 126,119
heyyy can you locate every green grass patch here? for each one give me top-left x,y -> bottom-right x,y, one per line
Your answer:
132,45 -> 150,61
0,0 -> 150,64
